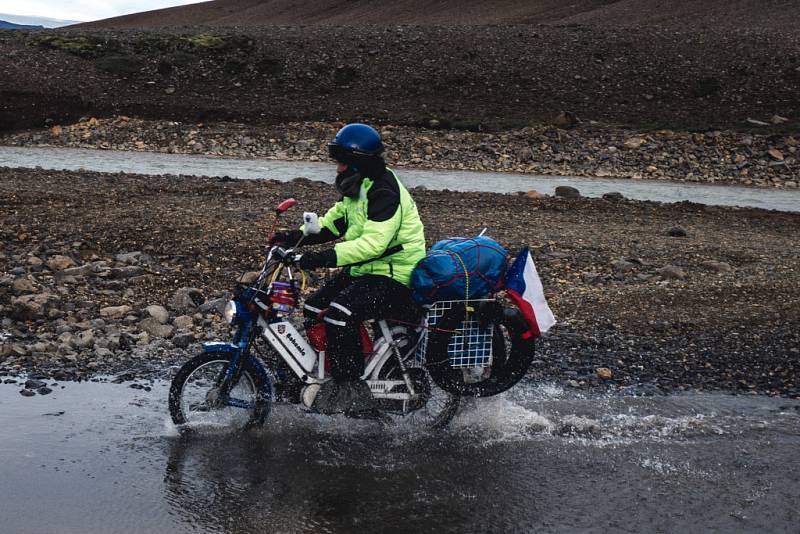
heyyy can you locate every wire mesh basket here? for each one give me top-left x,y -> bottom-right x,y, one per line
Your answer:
416,299 -> 494,368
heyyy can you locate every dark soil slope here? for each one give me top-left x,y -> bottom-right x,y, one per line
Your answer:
76,0 -> 800,29
2,25 -> 798,133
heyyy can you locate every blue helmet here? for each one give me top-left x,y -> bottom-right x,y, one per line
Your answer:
328,123 -> 384,163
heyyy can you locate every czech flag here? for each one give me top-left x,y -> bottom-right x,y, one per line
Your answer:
504,247 -> 556,338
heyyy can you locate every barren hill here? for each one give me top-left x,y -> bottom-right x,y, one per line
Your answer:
76,0 -> 800,30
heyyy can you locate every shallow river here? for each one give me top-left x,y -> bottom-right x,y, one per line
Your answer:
1,146 -> 799,212
1,380 -> 798,533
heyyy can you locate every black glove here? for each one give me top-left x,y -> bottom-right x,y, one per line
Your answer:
270,229 -> 303,247
298,249 -> 337,270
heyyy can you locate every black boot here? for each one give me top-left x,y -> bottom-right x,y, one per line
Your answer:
311,379 -> 377,417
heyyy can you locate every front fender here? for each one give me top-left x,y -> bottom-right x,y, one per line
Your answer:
201,342 -> 241,355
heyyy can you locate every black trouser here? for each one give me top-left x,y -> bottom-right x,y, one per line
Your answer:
303,270 -> 415,380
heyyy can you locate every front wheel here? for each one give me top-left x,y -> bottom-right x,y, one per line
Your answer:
168,352 -> 272,431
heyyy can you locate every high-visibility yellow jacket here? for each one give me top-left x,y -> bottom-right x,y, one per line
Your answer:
311,168 -> 426,287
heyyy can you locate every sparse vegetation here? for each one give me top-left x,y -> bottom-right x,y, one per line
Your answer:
33,34 -> 121,57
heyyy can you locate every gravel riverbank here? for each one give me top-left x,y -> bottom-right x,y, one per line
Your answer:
2,116 -> 798,189
1,167 -> 798,397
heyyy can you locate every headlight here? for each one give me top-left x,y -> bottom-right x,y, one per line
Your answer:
223,300 -> 238,324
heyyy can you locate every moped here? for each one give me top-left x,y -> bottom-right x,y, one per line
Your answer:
168,199 -> 536,430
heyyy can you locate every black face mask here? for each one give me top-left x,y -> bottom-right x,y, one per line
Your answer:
335,166 -> 363,198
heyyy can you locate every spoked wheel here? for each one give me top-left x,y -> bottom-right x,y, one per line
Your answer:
168,353 -> 272,431
376,359 -> 460,430
401,367 -> 460,429
426,302 -> 536,397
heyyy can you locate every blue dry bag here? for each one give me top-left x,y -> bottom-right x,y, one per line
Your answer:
411,236 -> 508,304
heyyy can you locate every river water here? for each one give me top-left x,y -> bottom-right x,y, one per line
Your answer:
1,380 -> 798,533
1,146 -> 799,213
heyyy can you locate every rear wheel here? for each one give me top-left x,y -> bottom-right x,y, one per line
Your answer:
426,303 -> 536,397
169,352 -> 272,431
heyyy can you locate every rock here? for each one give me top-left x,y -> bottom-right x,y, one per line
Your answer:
11,278 -> 36,294
198,297 -> 227,314
165,86 -> 176,95
100,305 -> 132,319
602,192 -> 624,201
72,330 -> 95,349
170,287 -> 205,313
596,367 -> 613,380
20,389 -> 36,397
553,111 -> 579,127
657,265 -> 686,280
11,293 -> 61,321
37,387 -> 53,395
61,264 -> 92,277
173,315 -> 194,330
115,251 -> 142,264
145,304 -> 170,324
94,347 -> 113,358
623,137 -> 645,149
701,260 -> 733,273
25,379 -> 47,389
171,332 -> 195,348
109,266 -> 144,279
240,271 -> 260,284
667,226 -> 688,237
46,255 -> 76,271
767,148 -> 784,161
139,317 -> 174,338
524,189 -> 546,199
611,260 -> 636,273
554,185 -> 580,199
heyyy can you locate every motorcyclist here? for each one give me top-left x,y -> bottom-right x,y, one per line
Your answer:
272,123 -> 426,416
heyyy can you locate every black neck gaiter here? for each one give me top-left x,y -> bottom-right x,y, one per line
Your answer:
335,167 -> 363,198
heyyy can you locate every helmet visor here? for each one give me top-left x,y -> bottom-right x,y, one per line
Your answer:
328,143 -> 354,163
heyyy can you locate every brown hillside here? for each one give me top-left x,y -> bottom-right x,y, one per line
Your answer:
76,0 -> 800,30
